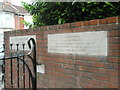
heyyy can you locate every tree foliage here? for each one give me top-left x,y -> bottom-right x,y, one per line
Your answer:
22,2 -> 120,27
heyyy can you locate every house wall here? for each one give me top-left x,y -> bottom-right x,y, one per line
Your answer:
14,15 -> 24,30
0,12 -> 14,28
0,11 -> 15,54
4,16 -> 120,88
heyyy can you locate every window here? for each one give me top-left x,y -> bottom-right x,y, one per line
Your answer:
0,13 -> 3,27
0,12 -> 14,28
5,14 -> 12,27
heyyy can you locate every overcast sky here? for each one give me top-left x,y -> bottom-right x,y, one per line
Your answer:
0,0 -> 32,6
11,0 -> 32,6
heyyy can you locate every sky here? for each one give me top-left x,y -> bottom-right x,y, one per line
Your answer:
0,0 -> 32,6
11,0 -> 32,6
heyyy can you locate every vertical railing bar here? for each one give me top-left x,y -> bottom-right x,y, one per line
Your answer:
3,44 -> 5,88
22,44 -> 25,89
29,73 -> 30,89
28,38 -> 36,89
10,44 -> 13,88
3,38 -> 36,89
34,41 -> 37,90
16,44 -> 19,88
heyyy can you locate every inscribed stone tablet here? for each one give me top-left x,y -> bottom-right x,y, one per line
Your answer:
10,35 -> 36,50
48,31 -> 107,56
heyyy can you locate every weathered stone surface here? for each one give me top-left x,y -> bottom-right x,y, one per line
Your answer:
48,31 -> 107,56
10,35 -> 36,50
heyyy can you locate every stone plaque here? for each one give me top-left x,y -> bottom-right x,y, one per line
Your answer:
48,31 -> 107,56
10,35 -> 36,50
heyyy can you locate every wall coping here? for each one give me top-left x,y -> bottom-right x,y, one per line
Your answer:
4,16 -> 120,34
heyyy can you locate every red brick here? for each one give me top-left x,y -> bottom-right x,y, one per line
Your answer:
98,68 -> 107,75
46,62 -> 62,67
107,17 -> 118,24
72,27 -> 88,33
99,18 -> 107,24
87,61 -> 104,68
118,17 -> 120,23
107,57 -> 119,63
42,39 -> 47,43
48,30 -> 57,34
107,83 -> 118,88
76,81 -> 84,88
75,21 -> 83,27
110,77 -> 119,84
88,79 -> 98,86
47,70 -> 74,80
64,84 -> 75,88
108,50 -> 120,56
83,66 -> 107,75
14,16 -> 24,30
97,80 -> 108,87
83,21 -> 90,26
75,71 -> 91,77
40,26 -> 48,30
90,19 -> 98,25
37,48 -> 47,52
109,44 -> 120,50
75,60 -> 87,66
4,16 -> 119,88
70,22 -> 76,28
59,23 -> 70,29
108,63 -> 119,70
44,57 -> 73,64
76,56 -> 99,61
63,29 -> 73,33
108,30 -> 120,37
107,69 -> 118,76
49,25 -> 58,30
94,74 -> 110,82
108,37 -> 120,43
76,77 -> 88,83
62,64 -> 74,69
44,30 -> 48,34
93,62 -> 105,68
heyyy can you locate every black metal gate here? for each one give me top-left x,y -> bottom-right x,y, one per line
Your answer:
0,38 -> 36,89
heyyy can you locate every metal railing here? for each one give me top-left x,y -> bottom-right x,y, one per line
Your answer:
0,38 -> 36,89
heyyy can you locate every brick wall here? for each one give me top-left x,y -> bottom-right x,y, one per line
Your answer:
14,15 -> 24,30
4,16 -> 120,88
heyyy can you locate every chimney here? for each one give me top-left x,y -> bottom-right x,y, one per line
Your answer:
3,0 -> 11,4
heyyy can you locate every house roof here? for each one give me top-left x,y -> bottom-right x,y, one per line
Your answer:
0,2 -> 28,15
12,5 -> 28,14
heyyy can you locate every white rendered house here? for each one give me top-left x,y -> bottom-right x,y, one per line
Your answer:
0,0 -> 32,51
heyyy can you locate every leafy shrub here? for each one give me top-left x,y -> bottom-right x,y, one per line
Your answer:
22,2 -> 120,27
